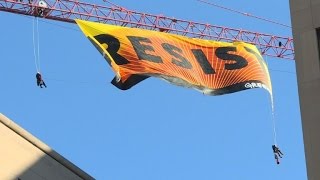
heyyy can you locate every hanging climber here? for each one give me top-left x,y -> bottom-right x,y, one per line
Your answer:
36,72 -> 47,88
272,144 -> 283,164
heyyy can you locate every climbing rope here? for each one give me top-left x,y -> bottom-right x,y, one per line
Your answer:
263,54 -> 278,145
271,95 -> 278,146
37,17 -> 41,72
32,17 -> 41,72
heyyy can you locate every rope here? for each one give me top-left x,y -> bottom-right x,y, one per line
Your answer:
263,54 -> 278,145
271,93 -> 277,146
32,17 -> 41,72
37,17 -> 41,72
32,17 -> 42,73
32,17 -> 39,72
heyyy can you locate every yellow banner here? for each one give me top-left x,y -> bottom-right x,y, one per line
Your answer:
76,20 -> 272,95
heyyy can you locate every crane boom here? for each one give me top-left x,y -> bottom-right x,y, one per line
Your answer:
0,0 -> 294,59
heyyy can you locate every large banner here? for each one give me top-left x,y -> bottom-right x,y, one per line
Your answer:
76,20 -> 272,95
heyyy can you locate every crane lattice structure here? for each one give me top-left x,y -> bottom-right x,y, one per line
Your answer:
0,0 -> 294,59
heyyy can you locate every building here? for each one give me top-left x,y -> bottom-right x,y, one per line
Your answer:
289,0 -> 320,180
0,113 -> 94,180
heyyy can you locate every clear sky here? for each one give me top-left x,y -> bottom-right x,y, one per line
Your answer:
0,0 -> 307,179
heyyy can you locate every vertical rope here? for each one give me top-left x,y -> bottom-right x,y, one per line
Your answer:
264,54 -> 278,145
36,17 -> 41,72
32,17 -> 39,72
270,92 -> 277,145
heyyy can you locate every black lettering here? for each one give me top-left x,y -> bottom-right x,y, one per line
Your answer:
215,47 -> 248,70
192,49 -> 215,74
127,36 -> 162,63
162,43 -> 192,69
94,34 -> 129,65
88,37 -> 111,65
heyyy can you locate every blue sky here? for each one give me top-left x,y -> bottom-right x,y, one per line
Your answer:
0,0 -> 306,179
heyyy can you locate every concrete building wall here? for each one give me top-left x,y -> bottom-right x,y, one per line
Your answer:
0,113 -> 94,180
289,1 -> 320,180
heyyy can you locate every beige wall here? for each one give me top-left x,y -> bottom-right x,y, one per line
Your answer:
0,113 -> 94,180
289,0 -> 320,180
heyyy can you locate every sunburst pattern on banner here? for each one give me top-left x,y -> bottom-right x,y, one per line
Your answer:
76,20 -> 272,96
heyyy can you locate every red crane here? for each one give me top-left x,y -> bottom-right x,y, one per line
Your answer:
0,0 -> 294,59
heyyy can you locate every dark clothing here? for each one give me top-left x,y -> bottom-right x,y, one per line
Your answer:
274,154 -> 279,164
36,73 -> 41,80
272,145 -> 283,164
36,73 -> 47,88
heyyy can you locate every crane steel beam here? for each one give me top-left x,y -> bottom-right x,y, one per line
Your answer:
0,0 -> 294,59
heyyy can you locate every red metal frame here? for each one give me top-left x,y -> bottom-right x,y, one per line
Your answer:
0,0 -> 294,59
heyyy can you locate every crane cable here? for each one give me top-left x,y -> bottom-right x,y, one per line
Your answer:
197,0 -> 291,29
32,17 -> 41,73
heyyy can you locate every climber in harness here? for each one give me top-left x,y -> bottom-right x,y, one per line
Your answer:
36,72 -> 47,88
272,144 -> 283,164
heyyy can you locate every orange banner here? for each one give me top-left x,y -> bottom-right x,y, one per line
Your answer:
76,20 -> 272,95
